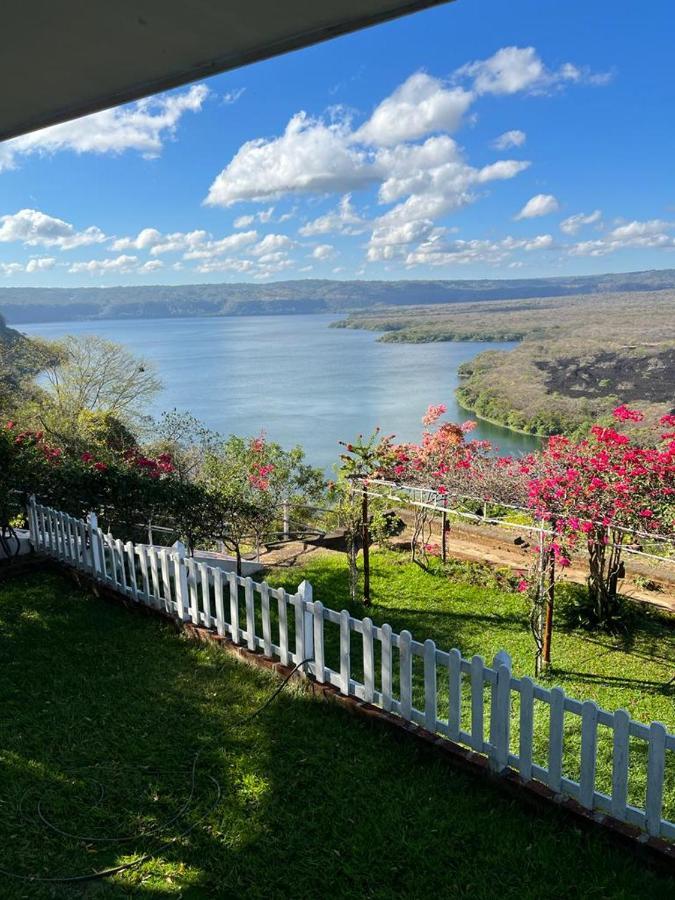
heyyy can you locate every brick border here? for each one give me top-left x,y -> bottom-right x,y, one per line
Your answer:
5,557 -> 675,875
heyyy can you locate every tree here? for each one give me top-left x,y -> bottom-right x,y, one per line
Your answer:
32,335 -> 161,447
200,434 -> 324,575
525,405 -> 675,629
0,315 -> 60,418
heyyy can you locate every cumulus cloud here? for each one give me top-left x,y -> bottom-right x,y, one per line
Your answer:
515,193 -> 560,219
25,257 -> 56,273
492,129 -> 526,149
355,72 -> 473,146
0,85 -> 209,172
299,195 -> 366,236
0,263 -> 23,276
0,209 -> 107,250
312,244 -> 337,260
568,219 -> 675,256
455,46 -> 611,97
68,255 -> 139,275
182,230 -> 259,260
405,232 -> 554,268
560,210 -> 602,234
112,228 -> 163,251
204,112 -> 377,206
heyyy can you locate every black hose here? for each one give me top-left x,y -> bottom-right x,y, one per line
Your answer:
0,657 -> 312,885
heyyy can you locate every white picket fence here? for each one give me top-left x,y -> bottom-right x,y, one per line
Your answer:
27,498 -> 675,842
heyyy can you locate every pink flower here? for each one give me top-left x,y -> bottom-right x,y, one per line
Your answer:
81,451 -> 93,463
517,579 -> 529,593
422,404 -> 447,426
613,404 -> 644,423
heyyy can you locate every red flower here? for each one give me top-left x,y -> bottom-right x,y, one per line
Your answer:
94,462 -> 108,472
81,451 -> 93,463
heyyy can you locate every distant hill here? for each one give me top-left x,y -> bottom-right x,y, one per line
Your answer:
2,269 -> 675,323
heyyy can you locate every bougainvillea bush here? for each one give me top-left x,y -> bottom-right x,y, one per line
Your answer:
524,406 -> 675,626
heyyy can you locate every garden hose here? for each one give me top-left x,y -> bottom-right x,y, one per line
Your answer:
0,657 -> 313,885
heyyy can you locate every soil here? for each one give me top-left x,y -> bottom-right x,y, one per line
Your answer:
259,518 -> 675,615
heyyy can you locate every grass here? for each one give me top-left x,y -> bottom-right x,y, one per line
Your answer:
0,570 -> 673,898
265,550 -> 675,820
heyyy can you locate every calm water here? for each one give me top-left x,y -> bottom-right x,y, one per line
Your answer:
20,315 -> 538,470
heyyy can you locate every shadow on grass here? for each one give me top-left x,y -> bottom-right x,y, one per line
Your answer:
0,570 -> 673,899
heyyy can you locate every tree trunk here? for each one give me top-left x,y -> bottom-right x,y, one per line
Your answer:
361,489 -> 371,606
441,507 -> 447,563
235,545 -> 242,577
541,552 -> 555,670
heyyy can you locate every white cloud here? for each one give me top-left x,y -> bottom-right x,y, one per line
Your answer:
568,219 -> 675,256
0,85 -> 209,172
312,244 -> 336,260
492,129 -> 526,149
515,193 -> 560,219
560,209 -> 602,234
299,195 -> 366,236
112,228 -> 163,251
456,46 -> 612,97
150,230 -> 210,256
0,209 -> 107,250
223,88 -> 246,105
251,234 -> 294,256
405,233 -> 554,268
367,137 -> 529,260
25,257 -> 56,272
0,262 -> 25,276
139,260 -> 164,273
356,72 -> 473,146
204,111 -> 377,206
68,254 -> 139,275
183,230 -> 259,260
233,214 -> 255,229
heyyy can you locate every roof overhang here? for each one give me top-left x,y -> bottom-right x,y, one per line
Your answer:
1,0 -> 453,142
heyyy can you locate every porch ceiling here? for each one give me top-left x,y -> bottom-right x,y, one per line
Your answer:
0,0 -> 453,142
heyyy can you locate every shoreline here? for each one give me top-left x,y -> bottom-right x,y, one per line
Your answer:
455,396 -> 544,440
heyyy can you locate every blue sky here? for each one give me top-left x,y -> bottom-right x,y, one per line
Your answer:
1,0 -> 674,287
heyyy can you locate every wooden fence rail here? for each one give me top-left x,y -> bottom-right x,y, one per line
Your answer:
27,497 -> 675,842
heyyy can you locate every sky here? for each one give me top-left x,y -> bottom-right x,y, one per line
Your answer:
1,0 -> 674,287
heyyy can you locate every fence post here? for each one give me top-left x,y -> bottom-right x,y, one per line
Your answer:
489,649 -> 512,772
172,540 -> 189,622
26,495 -> 38,549
87,512 -> 101,577
298,580 -> 314,669
282,500 -> 290,540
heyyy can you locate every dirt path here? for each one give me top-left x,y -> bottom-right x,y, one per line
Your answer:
260,520 -> 675,615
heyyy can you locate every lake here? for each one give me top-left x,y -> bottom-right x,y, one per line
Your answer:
19,314 -> 538,470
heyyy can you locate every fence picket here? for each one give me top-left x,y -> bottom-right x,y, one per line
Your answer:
470,655 -> 485,752
363,617 -> 375,703
548,687 -> 565,793
293,591 -> 305,664
340,610 -> 350,696
519,677 -> 534,781
125,542 -> 138,601
199,562 -> 212,627
261,583 -> 273,658
244,578 -> 256,651
214,568 -> 226,637
381,623 -> 393,712
489,652 -> 512,772
228,573 -> 240,644
278,591 -> 289,665
159,549 -> 173,611
313,600 -> 325,681
611,709 -> 630,820
399,630 -> 412,721
186,558 -> 199,624
137,545 -> 151,604
646,722 -> 667,837
424,639 -> 437,732
172,543 -> 189,622
448,648 -> 462,742
148,546 -> 160,603
579,701 -> 598,808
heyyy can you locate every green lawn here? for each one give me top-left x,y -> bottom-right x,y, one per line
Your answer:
266,550 -> 675,822
0,570 -> 672,898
